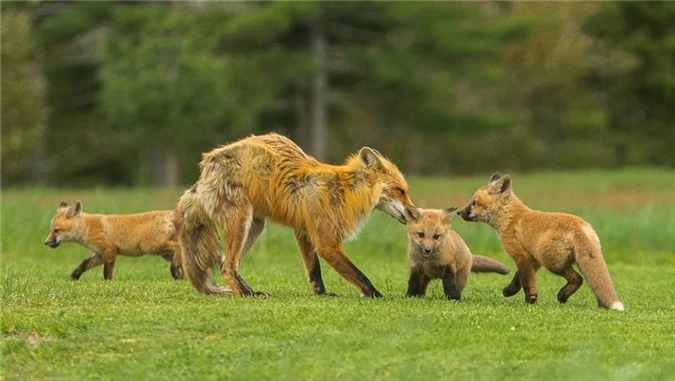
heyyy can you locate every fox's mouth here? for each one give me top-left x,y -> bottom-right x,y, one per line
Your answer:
46,241 -> 60,248
420,247 -> 434,258
396,213 -> 407,224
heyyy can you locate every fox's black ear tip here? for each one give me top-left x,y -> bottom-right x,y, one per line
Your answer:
489,172 -> 502,183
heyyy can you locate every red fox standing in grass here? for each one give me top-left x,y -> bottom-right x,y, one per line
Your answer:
176,133 -> 414,297
44,201 -> 183,280
457,173 -> 624,310
404,207 -> 510,300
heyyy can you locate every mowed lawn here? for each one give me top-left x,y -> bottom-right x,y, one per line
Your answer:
2,169 -> 675,380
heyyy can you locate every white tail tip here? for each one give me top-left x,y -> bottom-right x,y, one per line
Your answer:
610,301 -> 625,311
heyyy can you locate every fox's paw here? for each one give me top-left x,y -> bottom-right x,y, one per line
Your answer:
252,291 -> 270,298
320,292 -> 339,297
525,294 -> 538,304
70,273 -> 81,281
360,290 -> 383,298
502,285 -> 520,297
556,290 -> 569,304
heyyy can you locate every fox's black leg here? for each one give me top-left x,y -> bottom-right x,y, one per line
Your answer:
71,254 -> 103,280
406,269 -> 423,297
296,231 -> 336,296
442,267 -> 462,301
503,270 -> 522,297
554,266 -> 583,304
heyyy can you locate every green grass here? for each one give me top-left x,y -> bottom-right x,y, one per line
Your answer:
2,168 -> 675,380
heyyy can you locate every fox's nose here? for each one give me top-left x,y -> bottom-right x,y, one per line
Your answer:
44,240 -> 49,246
423,248 -> 432,254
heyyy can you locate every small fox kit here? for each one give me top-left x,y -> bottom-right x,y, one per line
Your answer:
44,201 -> 183,280
404,207 -> 510,300
457,173 -> 624,311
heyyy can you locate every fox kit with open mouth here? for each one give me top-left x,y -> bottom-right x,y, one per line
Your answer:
404,206 -> 509,300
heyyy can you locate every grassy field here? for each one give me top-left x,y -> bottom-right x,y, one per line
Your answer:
2,168 -> 675,380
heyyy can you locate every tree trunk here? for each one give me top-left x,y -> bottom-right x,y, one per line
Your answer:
294,84 -> 310,150
151,146 -> 179,187
309,4 -> 327,161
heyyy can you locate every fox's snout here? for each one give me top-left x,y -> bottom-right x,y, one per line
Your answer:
44,240 -> 60,248
456,207 -> 475,221
417,245 -> 435,258
44,236 -> 60,248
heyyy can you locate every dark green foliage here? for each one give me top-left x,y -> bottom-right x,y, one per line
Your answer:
585,2 -> 675,166
4,2 -> 673,186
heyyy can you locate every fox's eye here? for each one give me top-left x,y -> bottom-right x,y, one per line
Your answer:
433,234 -> 441,240
471,200 -> 478,207
53,228 -> 61,234
417,232 -> 424,238
397,187 -> 406,197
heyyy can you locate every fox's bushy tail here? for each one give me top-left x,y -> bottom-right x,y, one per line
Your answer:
574,226 -> 624,311
176,187 -> 232,296
471,255 -> 510,275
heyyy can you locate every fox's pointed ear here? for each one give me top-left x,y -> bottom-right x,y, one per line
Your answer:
66,201 -> 83,218
359,147 -> 383,168
488,172 -> 502,184
404,205 -> 420,222
442,207 -> 458,224
490,174 -> 512,194
57,200 -> 69,212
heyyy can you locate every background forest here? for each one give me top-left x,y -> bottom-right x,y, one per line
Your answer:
3,1 -> 674,187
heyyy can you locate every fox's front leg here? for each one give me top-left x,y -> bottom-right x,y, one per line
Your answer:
295,231 -> 336,296
71,253 -> 104,280
442,267 -> 462,301
503,242 -> 539,304
513,258 -> 540,304
406,268 -> 427,297
316,244 -> 382,298
103,256 -> 117,280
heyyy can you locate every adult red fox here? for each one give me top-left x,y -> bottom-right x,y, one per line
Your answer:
457,173 -> 624,310
44,201 -> 183,280
405,207 -> 509,300
176,133 -> 414,297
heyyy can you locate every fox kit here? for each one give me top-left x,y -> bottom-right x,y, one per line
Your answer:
457,173 -> 624,311
44,201 -> 183,280
176,133 -> 414,297
404,207 -> 509,300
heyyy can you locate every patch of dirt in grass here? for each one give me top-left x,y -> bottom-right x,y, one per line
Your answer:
3,331 -> 53,348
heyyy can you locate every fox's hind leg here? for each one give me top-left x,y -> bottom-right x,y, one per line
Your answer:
160,250 -> 183,280
552,265 -> 583,304
502,270 -> 522,297
71,253 -> 103,280
219,206 -> 266,297
295,231 -> 334,296
241,217 -> 265,258
234,217 -> 266,294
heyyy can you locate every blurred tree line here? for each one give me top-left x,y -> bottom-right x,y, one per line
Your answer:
2,1 -> 673,187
